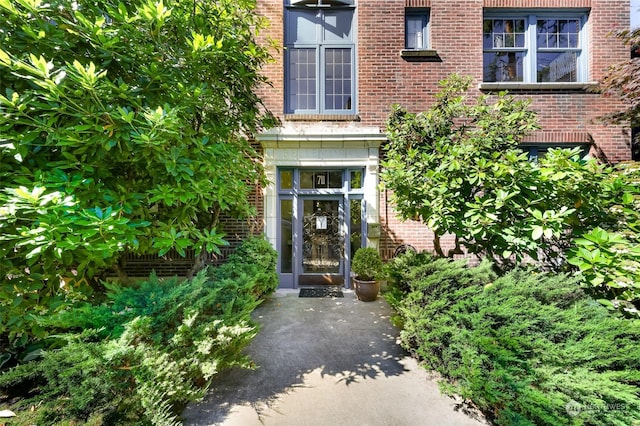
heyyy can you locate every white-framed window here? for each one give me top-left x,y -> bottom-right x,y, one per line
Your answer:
405,9 -> 429,50
483,11 -> 588,83
284,4 -> 355,114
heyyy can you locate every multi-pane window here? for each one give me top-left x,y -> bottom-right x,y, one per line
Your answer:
285,5 -> 355,114
483,18 -> 526,81
405,9 -> 429,49
536,19 -> 581,82
483,12 -> 587,83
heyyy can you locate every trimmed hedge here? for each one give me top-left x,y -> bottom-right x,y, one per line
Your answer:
0,236 -> 278,425
387,253 -> 640,425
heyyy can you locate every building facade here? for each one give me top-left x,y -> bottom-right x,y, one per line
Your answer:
251,0 -> 630,289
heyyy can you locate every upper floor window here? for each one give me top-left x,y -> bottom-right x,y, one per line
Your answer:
285,2 -> 355,115
483,11 -> 588,83
405,9 -> 430,50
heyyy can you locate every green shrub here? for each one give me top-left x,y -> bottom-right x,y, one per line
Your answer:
381,75 -> 640,314
1,0 -> 271,353
0,237 -> 278,425
0,333 -> 138,425
351,247 -> 384,281
388,257 -> 640,425
214,235 -> 279,299
568,162 -> 640,315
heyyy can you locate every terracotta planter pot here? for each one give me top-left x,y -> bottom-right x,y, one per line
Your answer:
353,278 -> 380,302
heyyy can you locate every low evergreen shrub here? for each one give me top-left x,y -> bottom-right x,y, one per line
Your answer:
0,237 -> 279,425
213,235 -> 279,299
388,256 -> 640,425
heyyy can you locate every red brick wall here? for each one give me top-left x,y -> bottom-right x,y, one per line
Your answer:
355,0 -> 629,161
257,0 -> 629,154
256,0 -> 631,258
256,1 -> 284,118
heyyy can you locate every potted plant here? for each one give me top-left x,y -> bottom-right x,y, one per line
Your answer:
351,247 -> 384,302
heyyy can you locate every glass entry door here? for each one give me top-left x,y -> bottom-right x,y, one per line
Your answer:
299,198 -> 344,285
277,168 -> 365,288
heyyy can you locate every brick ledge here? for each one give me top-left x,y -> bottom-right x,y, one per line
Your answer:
400,49 -> 441,62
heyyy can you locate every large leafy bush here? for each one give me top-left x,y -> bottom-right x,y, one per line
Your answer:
0,0 -> 272,347
387,255 -> 640,425
215,236 -> 279,299
382,75 -> 609,269
382,74 -> 640,313
0,237 -> 278,425
567,162 -> 640,315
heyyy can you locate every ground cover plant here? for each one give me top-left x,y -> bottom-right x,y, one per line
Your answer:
386,252 -> 640,426
0,237 -> 278,425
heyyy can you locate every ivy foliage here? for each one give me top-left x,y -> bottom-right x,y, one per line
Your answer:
387,254 -> 640,426
0,236 -> 278,425
0,0 -> 272,347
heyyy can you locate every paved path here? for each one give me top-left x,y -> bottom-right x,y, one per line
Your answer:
182,290 -> 487,426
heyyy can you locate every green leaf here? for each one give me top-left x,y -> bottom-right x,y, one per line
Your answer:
596,299 -> 616,309
622,192 -> 634,205
29,53 -> 52,78
531,226 -> 544,241
573,238 -> 595,247
0,0 -> 18,13
118,2 -> 128,17
0,48 -> 11,66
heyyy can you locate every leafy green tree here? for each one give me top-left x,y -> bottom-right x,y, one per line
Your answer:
382,74 -> 640,313
383,75 -> 554,268
0,0 -> 272,347
572,31 -> 640,313
382,75 -> 612,268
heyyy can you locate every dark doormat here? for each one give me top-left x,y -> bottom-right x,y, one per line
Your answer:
299,287 -> 344,298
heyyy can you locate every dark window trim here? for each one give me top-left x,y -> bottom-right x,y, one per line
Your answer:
519,142 -> 590,161
400,49 -> 441,62
284,8 -> 356,115
286,0 -> 355,8
405,8 -> 430,50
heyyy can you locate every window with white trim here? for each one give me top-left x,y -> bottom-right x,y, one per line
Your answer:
405,9 -> 429,50
483,11 -> 588,83
285,2 -> 355,114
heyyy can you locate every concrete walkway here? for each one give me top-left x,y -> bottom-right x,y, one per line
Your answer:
182,289 -> 487,426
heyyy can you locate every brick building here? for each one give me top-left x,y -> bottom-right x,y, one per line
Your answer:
236,0 -> 631,289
